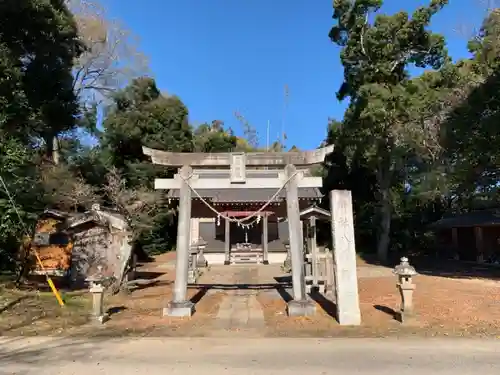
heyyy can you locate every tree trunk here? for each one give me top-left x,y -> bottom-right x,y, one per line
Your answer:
44,134 -> 60,165
52,135 -> 60,165
376,187 -> 392,263
375,149 -> 393,264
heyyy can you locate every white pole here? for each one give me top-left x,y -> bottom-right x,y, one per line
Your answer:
266,120 -> 270,151
282,85 -> 288,149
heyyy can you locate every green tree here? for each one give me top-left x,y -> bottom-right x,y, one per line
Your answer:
328,0 -> 449,262
101,77 -> 193,184
193,120 -> 238,152
442,10 -> 500,205
0,137 -> 44,269
0,0 -> 83,161
0,0 -> 85,270
97,77 -> 194,254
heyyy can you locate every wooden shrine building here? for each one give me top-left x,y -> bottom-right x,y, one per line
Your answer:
167,181 -> 323,265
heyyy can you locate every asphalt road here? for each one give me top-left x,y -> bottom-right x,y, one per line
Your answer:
1,336 -> 499,374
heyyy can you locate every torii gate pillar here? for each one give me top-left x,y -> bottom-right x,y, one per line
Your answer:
164,165 -> 194,317
285,164 -> 316,316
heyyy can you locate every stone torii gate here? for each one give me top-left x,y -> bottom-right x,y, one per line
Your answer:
143,146 -> 334,317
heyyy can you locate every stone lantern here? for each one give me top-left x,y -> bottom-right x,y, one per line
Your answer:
85,266 -> 113,324
195,238 -> 208,268
393,257 -> 417,324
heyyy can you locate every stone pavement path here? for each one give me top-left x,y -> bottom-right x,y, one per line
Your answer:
194,263 -> 394,335
197,265 -> 284,335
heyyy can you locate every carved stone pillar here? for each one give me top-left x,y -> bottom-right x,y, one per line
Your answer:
330,190 -> 361,325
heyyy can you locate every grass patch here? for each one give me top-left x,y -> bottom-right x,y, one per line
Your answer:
0,287 -> 91,336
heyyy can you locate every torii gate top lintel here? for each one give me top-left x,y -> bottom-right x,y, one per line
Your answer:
142,145 -> 334,168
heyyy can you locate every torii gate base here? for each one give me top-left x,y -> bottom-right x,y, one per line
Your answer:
164,302 -> 194,317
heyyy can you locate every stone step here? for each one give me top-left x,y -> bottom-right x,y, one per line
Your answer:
230,250 -> 264,265
231,259 -> 263,264
231,252 -> 263,257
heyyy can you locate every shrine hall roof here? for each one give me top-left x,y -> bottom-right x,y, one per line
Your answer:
167,187 -> 322,203
430,209 -> 500,229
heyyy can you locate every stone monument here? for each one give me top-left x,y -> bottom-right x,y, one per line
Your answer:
330,190 -> 361,325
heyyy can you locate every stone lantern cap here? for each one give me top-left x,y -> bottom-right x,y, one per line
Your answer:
393,257 -> 417,277
193,237 -> 207,248
85,266 -> 114,286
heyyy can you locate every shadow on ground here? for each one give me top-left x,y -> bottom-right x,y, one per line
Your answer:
358,253 -> 500,281
373,304 -> 399,321
106,305 -> 127,316
189,276 -> 340,323
309,290 -> 337,320
187,278 -> 294,305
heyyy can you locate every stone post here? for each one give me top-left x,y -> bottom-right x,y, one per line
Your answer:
285,164 -> 315,316
309,216 -> 318,289
324,249 -> 336,300
224,218 -> 231,265
283,241 -> 291,272
164,165 -> 194,317
262,214 -> 269,264
90,283 -> 108,324
393,257 -> 417,324
86,266 -> 109,324
188,246 -> 198,284
330,190 -> 361,325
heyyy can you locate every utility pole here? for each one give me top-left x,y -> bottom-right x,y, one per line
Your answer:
266,120 -> 270,151
282,84 -> 289,150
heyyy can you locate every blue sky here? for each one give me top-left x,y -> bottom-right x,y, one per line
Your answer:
101,0 -> 489,151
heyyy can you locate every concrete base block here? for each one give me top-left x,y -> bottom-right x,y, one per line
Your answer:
163,301 -> 195,317
286,299 -> 316,317
91,313 -> 109,325
337,310 -> 362,326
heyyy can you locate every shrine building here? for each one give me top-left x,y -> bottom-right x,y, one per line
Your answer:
167,179 -> 323,265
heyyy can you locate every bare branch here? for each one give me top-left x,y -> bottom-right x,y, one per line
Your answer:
389,47 -> 432,72
360,14 -> 369,58
453,0 -> 500,41
234,111 -> 259,149
40,164 -> 100,212
66,0 -> 149,103
103,167 -> 164,240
